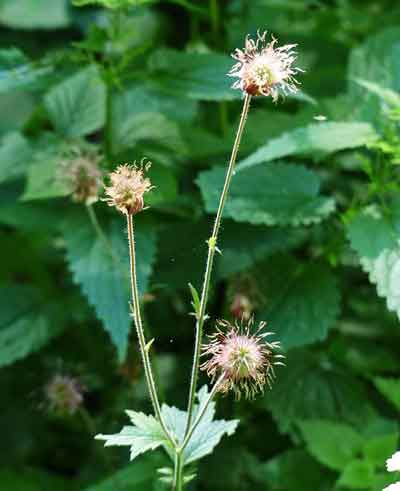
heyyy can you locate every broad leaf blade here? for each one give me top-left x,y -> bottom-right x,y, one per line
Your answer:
198,162 -> 335,227
44,66 -> 106,138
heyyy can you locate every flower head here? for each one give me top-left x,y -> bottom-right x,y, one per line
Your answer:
229,30 -> 302,101
44,374 -> 85,416
387,451 -> 400,472
104,161 -> 153,215
59,146 -> 102,205
201,318 -> 284,399
383,483 -> 400,491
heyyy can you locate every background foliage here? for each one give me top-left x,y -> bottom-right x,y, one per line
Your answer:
1,0 -> 400,489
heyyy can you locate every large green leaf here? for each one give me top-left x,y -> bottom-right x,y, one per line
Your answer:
0,132 -> 31,184
0,0 -> 70,29
298,420 -> 363,471
198,162 -> 335,226
217,223 -> 305,279
348,27 -> 400,124
264,350 -> 371,433
236,122 -> 377,171
148,48 -> 237,101
73,0 -> 151,7
0,284 -> 62,367
44,66 -> 106,138
337,460 -> 375,489
62,211 -> 157,361
373,377 -> 400,411
347,202 -> 400,321
260,450 -> 333,491
0,48 -> 52,94
258,256 -> 341,350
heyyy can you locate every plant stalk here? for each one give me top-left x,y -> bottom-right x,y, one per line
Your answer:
126,214 -> 175,447
173,450 -> 184,491
184,94 -> 252,435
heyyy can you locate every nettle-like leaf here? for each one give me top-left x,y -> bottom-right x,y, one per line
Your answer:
162,386 -> 239,465
0,131 -> 31,184
263,349 -> 371,433
373,377 -> 400,411
0,284 -> 63,367
44,65 -> 106,138
298,420 -> 364,471
198,162 -> 335,226
96,412 -> 167,461
258,256 -> 341,350
0,0 -> 70,30
62,211 -> 157,361
347,202 -> 400,321
0,48 -> 52,94
236,122 -> 377,171
73,0 -> 153,7
96,386 -> 238,467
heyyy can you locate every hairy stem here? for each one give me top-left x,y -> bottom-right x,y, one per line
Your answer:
126,214 -> 175,447
184,94 -> 252,435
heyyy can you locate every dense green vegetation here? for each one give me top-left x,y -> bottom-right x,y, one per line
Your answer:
1,0 -> 400,489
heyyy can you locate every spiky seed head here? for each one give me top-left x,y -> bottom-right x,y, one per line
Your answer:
229,30 -> 302,101
59,147 -> 102,205
201,318 -> 284,400
44,374 -> 84,416
104,161 -> 153,215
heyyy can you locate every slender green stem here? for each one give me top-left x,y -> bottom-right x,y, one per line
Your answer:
173,450 -> 184,491
181,373 -> 225,453
184,94 -> 252,436
126,214 -> 175,447
209,0 -> 219,42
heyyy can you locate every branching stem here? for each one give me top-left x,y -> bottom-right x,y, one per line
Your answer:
184,94 -> 252,435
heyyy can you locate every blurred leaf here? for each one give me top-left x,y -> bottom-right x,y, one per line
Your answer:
198,162 -> 335,226
0,48 -> 52,94
161,385 -> 239,465
348,27 -> 400,124
258,256 -> 341,350
62,211 -> 157,361
21,136 -> 70,201
146,165 -> 178,207
96,411 -> 167,461
0,132 -> 31,184
148,49 -> 238,101
111,111 -> 186,156
0,284 -> 63,367
355,79 -> 400,108
73,0 -> 155,7
362,433 -> 398,467
261,449 -> 333,491
337,459 -> 375,489
86,454 -> 164,490
217,222 -> 305,279
236,122 -> 377,171
44,66 -> 106,138
373,377 -> 400,411
0,0 -> 70,29
298,420 -> 363,471
264,349 -> 371,433
113,84 -> 197,124
0,468 -> 72,491
347,202 -> 400,322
